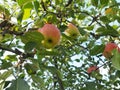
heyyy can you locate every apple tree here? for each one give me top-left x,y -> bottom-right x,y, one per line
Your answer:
0,0 -> 120,90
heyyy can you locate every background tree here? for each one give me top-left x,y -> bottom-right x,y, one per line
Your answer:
0,0 -> 120,90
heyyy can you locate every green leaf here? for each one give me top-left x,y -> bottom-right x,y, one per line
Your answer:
111,49 -> 120,70
6,78 -> 30,90
96,27 -> 119,37
0,5 -> 10,18
46,66 -> 63,80
23,2 -> 33,9
24,41 -> 37,53
33,1 -> 40,15
85,82 -> 97,90
17,2 -> 32,22
78,27 -> 86,35
86,25 -> 94,31
0,81 -> 5,90
24,63 -> 39,75
0,70 -> 12,81
31,75 -> 45,89
78,13 -> 86,20
22,8 -> 31,20
91,0 -> 98,7
116,71 -> 120,78
100,0 -> 109,7
17,0 -> 33,7
17,10 -> 24,23
21,31 -> 44,48
38,50 -> 60,56
100,16 -> 111,23
115,16 -> 120,23
34,17 -> 44,27
5,55 -> 17,61
90,44 -> 105,55
43,13 -> 58,23
4,81 -> 10,89
1,61 -> 12,69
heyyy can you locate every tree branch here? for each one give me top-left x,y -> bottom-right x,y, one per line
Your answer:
1,28 -> 38,36
56,75 -> 65,90
0,44 -> 34,58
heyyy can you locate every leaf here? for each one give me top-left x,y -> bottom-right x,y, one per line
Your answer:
33,1 -> 40,15
31,75 -> 46,89
78,27 -> 86,35
100,0 -> 108,7
22,8 -> 31,20
21,31 -> 44,48
38,50 -> 60,56
116,71 -> 120,78
115,16 -> 120,23
6,78 -> 30,90
23,2 -> 33,9
17,0 -> 33,7
1,61 -> 12,69
111,49 -> 120,70
0,81 -> 5,90
96,26 -> 119,37
34,17 -> 44,27
85,82 -> 97,90
100,16 -> 111,23
78,13 -> 86,20
24,63 -> 39,75
4,81 -> 11,88
90,45 -> 105,55
24,41 -> 37,53
86,25 -> 94,31
43,13 -> 58,23
46,66 -> 63,80
17,10 -> 24,23
0,5 -> 10,18
17,2 -> 33,22
91,0 -> 98,7
0,70 -> 12,81
5,55 -> 17,61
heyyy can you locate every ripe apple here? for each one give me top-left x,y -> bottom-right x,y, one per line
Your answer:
38,23 -> 61,49
87,66 -> 98,74
103,42 -> 120,59
64,23 -> 80,39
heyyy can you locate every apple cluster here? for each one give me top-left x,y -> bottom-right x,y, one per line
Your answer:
38,23 -> 80,49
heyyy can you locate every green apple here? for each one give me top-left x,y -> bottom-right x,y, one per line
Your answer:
64,23 -> 80,39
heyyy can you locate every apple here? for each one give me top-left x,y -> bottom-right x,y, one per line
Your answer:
105,8 -> 116,15
103,42 -> 120,59
64,23 -> 80,39
87,66 -> 98,74
38,23 -> 61,49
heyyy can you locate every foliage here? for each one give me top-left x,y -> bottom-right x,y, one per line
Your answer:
0,0 -> 120,90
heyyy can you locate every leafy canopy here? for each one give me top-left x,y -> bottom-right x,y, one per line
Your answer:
0,0 -> 120,90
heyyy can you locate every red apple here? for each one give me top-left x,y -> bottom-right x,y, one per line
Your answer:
87,66 -> 98,74
64,23 -> 80,39
38,23 -> 61,49
103,42 -> 120,59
